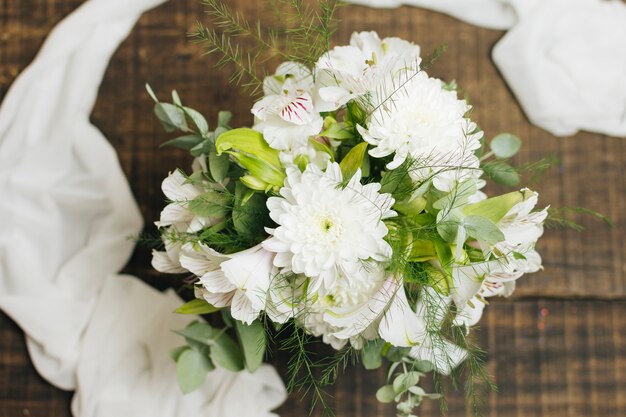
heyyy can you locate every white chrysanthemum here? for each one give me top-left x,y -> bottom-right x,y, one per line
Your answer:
357,71 -> 483,192
252,62 -> 332,151
263,162 -> 396,291
316,31 -> 421,109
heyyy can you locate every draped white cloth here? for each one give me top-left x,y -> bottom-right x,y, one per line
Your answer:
0,0 -> 287,416
349,0 -> 626,138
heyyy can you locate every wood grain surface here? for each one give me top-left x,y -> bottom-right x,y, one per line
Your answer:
1,1 -> 625,416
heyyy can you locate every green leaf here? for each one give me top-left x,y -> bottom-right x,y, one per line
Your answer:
393,371 -> 423,395
376,385 -> 396,403
308,138 -> 334,161
227,152 -> 285,188
483,161 -> 520,187
217,111 -> 232,128
394,196 -> 427,216
183,106 -> 209,136
170,346 -> 189,362
176,348 -> 214,394
212,332 -> 245,372
188,191 -> 230,219
154,102 -> 188,132
408,239 -> 437,262
145,83 -> 158,103
175,321 -> 218,345
463,215 -> 505,245
209,151 -> 230,183
160,134 -> 204,151
215,128 -> 281,167
171,90 -> 182,106
235,320 -> 266,373
339,142 -> 368,180
462,190 -> 526,223
490,133 -> 522,159
175,299 -> 221,315
436,208 -> 463,243
321,119 -> 354,140
433,180 -> 477,211
385,346 -> 410,362
362,339 -> 384,370
232,182 -> 269,237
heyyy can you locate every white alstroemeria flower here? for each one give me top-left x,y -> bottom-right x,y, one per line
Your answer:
485,189 -> 548,282
179,242 -> 276,325
151,237 -> 186,274
357,71 -> 482,192
378,287 -> 466,375
252,62 -> 332,151
155,169 -> 224,233
316,31 -> 421,109
263,162 -> 396,292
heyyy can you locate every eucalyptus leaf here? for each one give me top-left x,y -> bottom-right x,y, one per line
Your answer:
170,345 -> 189,362
217,111 -> 232,128
176,348 -> 214,394
174,299 -> 220,315
483,161 -> 520,187
209,151 -> 230,183
154,102 -> 188,132
490,133 -> 522,159
188,191 -> 230,219
160,134 -> 204,151
362,339 -> 384,370
212,332 -> 245,372
145,83 -> 158,103
376,385 -> 396,403
463,215 -> 505,245
183,106 -> 209,136
171,90 -> 182,105
393,371 -> 423,395
235,320 -> 266,373
175,321 -> 218,345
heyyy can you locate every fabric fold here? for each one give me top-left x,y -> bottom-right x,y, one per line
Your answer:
0,0 -> 287,415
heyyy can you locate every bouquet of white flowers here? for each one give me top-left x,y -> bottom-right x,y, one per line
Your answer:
149,2 -> 549,415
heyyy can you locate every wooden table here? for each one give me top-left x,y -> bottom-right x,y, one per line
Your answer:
1,1 -> 625,416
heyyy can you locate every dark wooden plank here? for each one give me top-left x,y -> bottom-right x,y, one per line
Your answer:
3,301 -> 625,417
1,1 -> 625,417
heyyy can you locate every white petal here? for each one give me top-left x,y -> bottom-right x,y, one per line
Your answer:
151,250 -> 185,274
328,276 -> 399,339
378,288 -> 426,347
200,270 -> 237,293
230,291 -> 261,325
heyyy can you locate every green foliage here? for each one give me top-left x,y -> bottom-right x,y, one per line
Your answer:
361,339 -> 385,370
483,160 -> 521,186
546,206 -> 613,231
339,142 -> 368,180
490,133 -> 522,159
193,0 -> 341,95
235,320 -> 267,372
176,348 -> 215,394
175,299 -> 221,315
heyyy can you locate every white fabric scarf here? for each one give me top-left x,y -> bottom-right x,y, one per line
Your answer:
0,0 -> 287,416
348,0 -> 626,138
